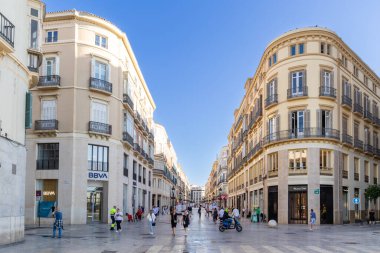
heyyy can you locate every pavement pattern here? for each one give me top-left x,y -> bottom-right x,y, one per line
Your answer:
1,208 -> 379,253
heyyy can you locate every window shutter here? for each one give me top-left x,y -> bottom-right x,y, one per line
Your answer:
331,71 -> 334,88
305,110 -> 310,129
274,78 -> 278,94
25,92 -> 32,129
320,70 -> 324,87
316,109 -> 321,129
303,70 -> 307,88
288,112 -> 292,131
329,111 -> 333,129
288,72 -> 292,89
91,58 -> 95,78
276,114 -> 280,132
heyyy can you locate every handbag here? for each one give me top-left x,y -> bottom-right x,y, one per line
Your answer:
152,222 -> 156,226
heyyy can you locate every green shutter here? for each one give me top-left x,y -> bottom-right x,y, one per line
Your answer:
25,92 -> 32,129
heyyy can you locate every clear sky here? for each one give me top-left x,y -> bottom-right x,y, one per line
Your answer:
44,0 -> 380,186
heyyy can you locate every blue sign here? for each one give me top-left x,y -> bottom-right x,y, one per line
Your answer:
38,201 -> 56,217
353,197 -> 360,204
88,171 -> 109,181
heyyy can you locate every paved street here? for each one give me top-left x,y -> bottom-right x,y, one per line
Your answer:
1,209 -> 379,253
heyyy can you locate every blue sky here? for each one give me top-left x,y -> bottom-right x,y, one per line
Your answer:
44,0 -> 380,186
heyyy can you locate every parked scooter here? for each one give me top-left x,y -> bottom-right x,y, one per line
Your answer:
219,217 -> 243,232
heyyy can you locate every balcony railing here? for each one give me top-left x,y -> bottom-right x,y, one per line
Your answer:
38,75 -> 61,87
342,133 -> 353,145
375,148 -> 380,157
342,170 -> 348,179
35,120 -> 58,131
364,144 -> 373,154
89,77 -> 112,94
263,128 -> 340,145
123,93 -> 134,109
133,143 -> 141,153
320,167 -> 333,176
148,157 -> 154,165
354,139 -> 363,150
353,103 -> 363,115
289,168 -> 307,175
364,110 -> 373,122
122,132 -> 134,146
373,116 -> 380,127
365,175 -> 369,183
342,95 -> 352,108
265,94 -> 278,108
89,121 -> 112,135
28,66 -> 39,73
354,173 -> 359,181
0,12 -> 15,47
268,170 -> 278,178
319,86 -> 336,98
287,86 -> 308,99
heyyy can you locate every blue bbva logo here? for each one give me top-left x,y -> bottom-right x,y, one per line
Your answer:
88,171 -> 108,179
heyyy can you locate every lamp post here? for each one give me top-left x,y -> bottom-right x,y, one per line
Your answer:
219,188 -> 222,207
171,186 -> 175,208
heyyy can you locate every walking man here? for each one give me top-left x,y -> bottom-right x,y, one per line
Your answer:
310,209 -> 316,230
110,205 -> 116,230
147,209 -> 156,235
52,207 -> 63,238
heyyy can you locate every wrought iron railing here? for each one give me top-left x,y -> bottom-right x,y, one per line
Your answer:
122,132 -> 134,146
364,110 -> 373,121
342,133 -> 353,145
342,95 -> 352,108
89,121 -> 112,135
38,75 -> 61,87
354,139 -> 363,150
319,86 -> 336,98
0,12 -> 15,47
287,86 -> 308,99
35,120 -> 58,131
353,103 -> 363,115
89,77 -> 112,93
263,128 -> 340,145
265,94 -> 278,108
123,93 -> 134,109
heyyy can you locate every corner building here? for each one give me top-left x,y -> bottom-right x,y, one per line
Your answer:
227,27 -> 380,225
25,10 -> 156,225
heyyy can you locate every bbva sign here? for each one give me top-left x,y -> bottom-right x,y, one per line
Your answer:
88,171 -> 109,181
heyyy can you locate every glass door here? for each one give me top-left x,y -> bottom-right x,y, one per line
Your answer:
87,188 -> 102,222
289,191 -> 307,224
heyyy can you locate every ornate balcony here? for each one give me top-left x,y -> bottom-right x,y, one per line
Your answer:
0,12 -> 15,52
265,94 -> 278,108
319,86 -> 336,99
122,132 -> 134,146
263,128 -> 340,145
342,133 -> 353,146
354,139 -> 363,150
341,95 -> 352,109
320,167 -> 333,176
123,93 -> 134,110
287,86 -> 308,99
89,121 -> 112,135
289,168 -> 307,176
364,110 -> 373,122
38,75 -> 61,88
364,144 -> 374,155
133,143 -> 141,154
89,77 -> 112,94
35,120 -> 58,131
353,103 -> 363,116
268,170 -> 278,178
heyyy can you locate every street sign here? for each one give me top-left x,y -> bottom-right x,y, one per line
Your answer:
314,189 -> 320,195
353,197 -> 360,204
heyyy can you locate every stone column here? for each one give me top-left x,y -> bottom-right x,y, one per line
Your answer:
334,150 -> 343,224
277,149 -> 288,224
307,148 -> 320,225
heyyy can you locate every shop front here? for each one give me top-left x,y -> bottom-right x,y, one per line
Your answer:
36,179 -> 58,218
268,186 -> 278,221
320,185 -> 333,224
87,170 -> 108,223
288,185 -> 308,224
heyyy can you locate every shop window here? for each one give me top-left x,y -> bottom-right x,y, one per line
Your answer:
87,144 -> 109,172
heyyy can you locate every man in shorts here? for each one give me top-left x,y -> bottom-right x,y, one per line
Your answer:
310,209 -> 316,230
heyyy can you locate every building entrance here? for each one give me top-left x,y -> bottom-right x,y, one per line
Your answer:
268,186 -> 278,221
87,187 -> 103,222
288,185 -> 307,224
320,185 -> 333,224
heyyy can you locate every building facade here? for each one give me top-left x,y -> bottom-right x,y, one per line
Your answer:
0,0 -> 44,244
25,10 -> 156,225
190,185 -> 204,206
227,27 -> 380,225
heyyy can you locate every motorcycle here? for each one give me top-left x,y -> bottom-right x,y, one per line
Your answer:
219,217 -> 243,232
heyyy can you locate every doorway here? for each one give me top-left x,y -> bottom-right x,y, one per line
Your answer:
268,186 -> 278,221
288,185 -> 307,224
342,187 -> 349,223
87,187 -> 103,222
320,185 -> 333,224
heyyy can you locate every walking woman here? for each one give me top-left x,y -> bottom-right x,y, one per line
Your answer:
170,207 -> 178,235
147,209 -> 156,235
115,208 -> 123,232
182,210 -> 190,235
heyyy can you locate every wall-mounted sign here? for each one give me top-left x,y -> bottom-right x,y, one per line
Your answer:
88,171 -> 109,181
43,191 -> 56,196
289,185 -> 307,192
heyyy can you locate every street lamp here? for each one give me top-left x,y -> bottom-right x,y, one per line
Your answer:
219,188 -> 222,207
171,186 -> 175,207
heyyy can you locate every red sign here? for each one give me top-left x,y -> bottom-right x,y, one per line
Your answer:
36,190 -> 41,197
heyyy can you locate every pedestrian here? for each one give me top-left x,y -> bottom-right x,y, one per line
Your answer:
219,207 -> 225,221
242,207 -> 246,218
110,205 -> 116,230
310,209 -> 316,230
369,209 -> 375,225
213,208 -> 218,224
198,206 -> 201,218
147,209 -> 156,235
52,207 -> 63,238
233,207 -> 240,219
182,210 -> 190,235
115,208 -> 123,232
170,207 -> 178,235
256,207 -> 261,223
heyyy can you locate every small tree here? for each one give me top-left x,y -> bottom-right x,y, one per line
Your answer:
365,184 -> 380,203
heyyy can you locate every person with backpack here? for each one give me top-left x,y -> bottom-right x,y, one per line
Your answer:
182,210 -> 190,235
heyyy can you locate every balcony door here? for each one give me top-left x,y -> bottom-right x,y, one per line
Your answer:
322,71 -> 331,92
317,110 -> 332,136
91,101 -> 108,124
291,71 -> 304,95
41,100 -> 56,120
94,60 -> 108,81
290,111 -> 304,137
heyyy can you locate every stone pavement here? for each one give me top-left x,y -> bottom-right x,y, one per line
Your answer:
1,208 -> 379,253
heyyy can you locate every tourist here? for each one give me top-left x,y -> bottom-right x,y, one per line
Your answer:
310,209 -> 316,230
115,208 -> 123,232
182,210 -> 190,235
52,207 -> 63,238
198,206 -> 201,218
170,207 -> 178,235
213,208 -> 218,224
147,209 -> 156,235
233,207 -> 240,219
219,207 -> 225,220
369,209 -> 375,225
242,207 -> 246,218
110,205 -> 116,230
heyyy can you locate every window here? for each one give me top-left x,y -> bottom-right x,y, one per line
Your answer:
138,164 -> 142,182
143,167 -> 146,184
91,101 -> 108,124
268,57 -> 272,67
342,79 -> 351,97
87,144 -> 109,172
354,121 -> 360,140
37,143 -> 59,170
288,149 -> 307,170
364,94 -> 370,113
320,149 -> 332,169
268,115 -> 279,140
321,70 -> 332,87
46,30 -> 58,43
342,116 -> 348,135
299,43 -> 304,54
290,45 -> 296,56
93,60 -> 108,81
149,171 -> 151,186
290,110 -> 307,136
266,78 -> 277,103
342,55 -> 348,67
364,76 -> 368,86
354,87 -> 361,105
342,153 -> 348,178
95,34 -> 107,48
31,8 -> 39,17
290,71 -> 305,96
317,110 -> 332,134
364,161 -> 369,183
41,100 -> 57,120
364,127 -> 370,145
123,154 -> 128,177
268,152 -> 278,172
354,158 -> 359,181
273,53 -> 277,64
354,65 -> 359,77
374,132 -> 379,150
45,57 -> 57,76
123,111 -> 134,136
327,44 -> 331,55
30,19 -> 38,49
29,53 -> 39,70
133,160 -> 137,180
